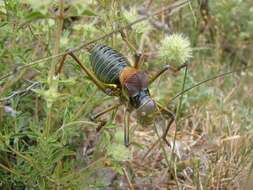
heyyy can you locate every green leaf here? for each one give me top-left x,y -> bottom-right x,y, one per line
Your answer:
0,21 -> 8,28
11,131 -> 39,139
0,10 -> 6,15
81,9 -> 96,16
51,149 -> 76,163
25,11 -> 48,22
105,124 -> 117,129
114,130 -> 124,144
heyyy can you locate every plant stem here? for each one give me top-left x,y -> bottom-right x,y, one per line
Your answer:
45,0 -> 64,136
170,66 -> 188,175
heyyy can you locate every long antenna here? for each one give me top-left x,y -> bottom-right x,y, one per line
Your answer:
168,65 -> 253,103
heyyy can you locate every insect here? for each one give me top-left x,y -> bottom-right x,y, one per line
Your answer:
89,44 -> 156,123
55,42 -> 187,147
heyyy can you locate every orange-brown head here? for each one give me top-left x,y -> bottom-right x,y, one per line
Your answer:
120,67 -> 156,125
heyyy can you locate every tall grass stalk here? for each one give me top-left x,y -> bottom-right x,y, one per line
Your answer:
45,0 -> 64,136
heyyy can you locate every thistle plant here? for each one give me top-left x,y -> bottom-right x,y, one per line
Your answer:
159,33 -> 192,65
73,23 -> 98,40
25,0 -> 53,15
106,130 -> 131,162
107,143 -> 131,162
123,7 -> 151,34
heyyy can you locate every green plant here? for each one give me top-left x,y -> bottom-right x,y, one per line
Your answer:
0,0 -> 253,189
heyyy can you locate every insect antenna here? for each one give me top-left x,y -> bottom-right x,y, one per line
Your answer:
142,104 -> 175,160
168,64 -> 253,103
143,64 -> 253,160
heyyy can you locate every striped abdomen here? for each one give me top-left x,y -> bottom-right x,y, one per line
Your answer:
90,44 -> 130,84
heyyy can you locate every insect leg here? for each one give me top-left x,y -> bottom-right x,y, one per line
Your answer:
157,103 -> 175,147
124,107 -> 131,147
120,30 -> 143,69
142,104 -> 175,159
120,30 -> 137,53
148,64 -> 188,85
55,50 -> 118,95
90,103 -> 122,121
55,53 -> 68,75
93,103 -> 121,133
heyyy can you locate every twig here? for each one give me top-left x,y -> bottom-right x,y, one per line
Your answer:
57,120 -> 99,132
0,82 -> 40,102
0,163 -> 21,177
122,167 -> 135,190
142,137 -> 159,160
170,66 -> 188,188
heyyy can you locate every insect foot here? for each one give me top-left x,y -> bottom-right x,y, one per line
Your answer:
105,88 -> 114,95
105,88 -> 120,96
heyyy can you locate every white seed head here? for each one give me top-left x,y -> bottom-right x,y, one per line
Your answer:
159,33 -> 192,65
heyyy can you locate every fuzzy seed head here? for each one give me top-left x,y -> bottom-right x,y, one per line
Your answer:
159,34 -> 192,65
107,143 -> 131,161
